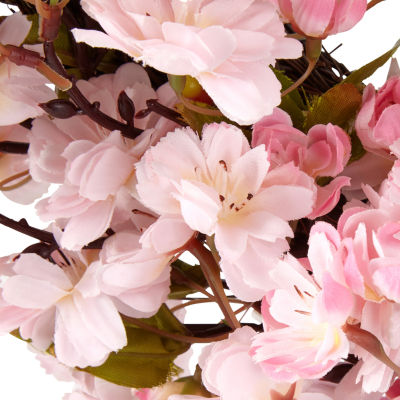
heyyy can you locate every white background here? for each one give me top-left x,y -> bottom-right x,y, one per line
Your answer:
0,0 -> 399,398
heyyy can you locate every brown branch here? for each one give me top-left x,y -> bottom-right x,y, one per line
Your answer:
187,238 -> 241,330
367,0 -> 385,10
123,315 -> 229,344
0,214 -> 55,243
43,41 -> 143,140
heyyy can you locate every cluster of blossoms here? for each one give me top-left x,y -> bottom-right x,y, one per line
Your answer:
0,0 -> 400,399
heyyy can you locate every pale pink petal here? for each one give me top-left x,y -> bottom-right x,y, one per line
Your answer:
202,122 -> 250,174
291,0 -> 335,37
198,61 -> 282,125
13,253 -> 72,290
175,179 -> 221,235
140,215 -> 194,253
251,185 -> 315,221
308,176 -> 351,219
0,12 -> 32,46
3,275 -> 67,309
73,292 -> 126,351
314,273 -> 353,326
55,296 -> 115,367
330,0 -> 367,34
72,28 -> 133,55
372,260 -> 400,302
60,198 -> 115,250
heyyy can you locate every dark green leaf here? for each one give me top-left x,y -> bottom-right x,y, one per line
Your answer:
344,39 -> 400,86
274,68 -> 306,130
169,260 -> 207,299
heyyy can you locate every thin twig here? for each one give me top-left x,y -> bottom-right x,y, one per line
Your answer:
171,264 -> 213,299
123,315 -> 229,344
187,238 -> 241,330
0,213 -> 55,243
43,42 -> 143,140
170,297 -> 248,313
367,0 -> 385,10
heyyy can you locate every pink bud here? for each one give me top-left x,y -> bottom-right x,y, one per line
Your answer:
274,0 -> 367,38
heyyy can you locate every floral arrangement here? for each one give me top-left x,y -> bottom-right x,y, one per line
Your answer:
0,0 -> 400,399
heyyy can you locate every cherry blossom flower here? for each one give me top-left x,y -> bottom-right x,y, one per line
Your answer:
72,0 -> 302,125
29,62 -> 178,185
35,351 -> 135,400
252,107 -> 351,218
99,230 -> 172,318
200,326 -> 301,400
35,131 -> 137,250
270,0 -> 367,38
0,12 -> 54,125
251,223 -> 353,382
0,124 -> 48,204
29,63 -> 179,250
355,77 -> 400,156
1,251 -> 127,368
136,122 -> 315,301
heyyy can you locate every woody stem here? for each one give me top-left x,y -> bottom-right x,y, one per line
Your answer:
187,238 -> 241,330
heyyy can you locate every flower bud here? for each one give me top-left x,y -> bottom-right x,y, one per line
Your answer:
39,99 -> 80,119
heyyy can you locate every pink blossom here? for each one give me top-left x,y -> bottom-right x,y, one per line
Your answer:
35,351 -> 135,400
0,124 -> 48,204
251,223 -> 353,382
72,0 -> 302,125
0,13 -> 55,125
355,78 -> 400,155
1,251 -> 127,368
36,131 -> 136,249
271,0 -> 367,38
200,326 -> 300,400
252,108 -> 351,218
136,122 -> 315,301
99,230 -> 172,318
29,62 -> 178,185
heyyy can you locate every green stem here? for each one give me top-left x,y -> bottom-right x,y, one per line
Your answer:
187,238 -> 241,330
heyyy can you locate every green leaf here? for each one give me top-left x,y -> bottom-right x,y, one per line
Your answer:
176,101 -> 230,134
83,305 -> 190,388
303,83 -> 362,131
169,259 -> 207,299
25,15 -> 76,67
344,39 -> 400,86
348,131 -> 367,164
273,68 -> 306,130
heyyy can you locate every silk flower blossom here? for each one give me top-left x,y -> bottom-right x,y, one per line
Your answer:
270,0 -> 367,38
0,12 -> 54,125
251,222 -> 353,382
1,252 -> 127,368
72,0 -> 302,125
36,131 -> 136,250
136,122 -> 315,301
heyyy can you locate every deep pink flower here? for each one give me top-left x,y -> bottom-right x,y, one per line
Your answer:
251,223 -> 353,382
252,108 -> 351,219
271,0 -> 367,38
355,78 -> 400,156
